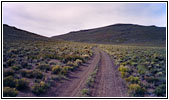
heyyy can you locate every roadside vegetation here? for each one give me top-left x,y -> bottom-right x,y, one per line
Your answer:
81,66 -> 98,96
99,45 -> 166,97
3,39 -> 166,97
3,40 -> 93,97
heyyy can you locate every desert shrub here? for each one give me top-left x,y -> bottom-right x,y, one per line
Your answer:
154,84 -> 166,96
137,65 -> 147,75
65,63 -> 75,71
73,61 -> 78,67
128,84 -> 145,96
130,61 -> 138,67
125,76 -> 140,84
10,49 -> 20,54
67,59 -> 83,68
81,88 -> 90,96
6,59 -> 15,66
63,55 -> 84,63
120,71 -> 129,78
44,54 -> 60,59
32,70 -> 44,79
86,76 -> 95,88
69,66 -> 76,71
31,81 -> 49,95
67,61 -> 74,66
118,65 -> 129,72
25,65 -> 32,69
150,68 -> 158,74
52,65 -> 62,74
3,76 -> 16,87
20,70 -> 28,77
82,54 -> 90,59
20,70 -> 34,78
74,59 -> 83,66
144,76 -> 159,83
51,75 -> 61,81
20,62 -> 28,68
3,87 -> 18,97
118,65 -> 130,78
155,72 -> 163,77
51,74 -> 66,81
3,69 -> 15,77
16,78 -> 29,90
11,65 -> 21,71
61,66 -> 69,75
37,64 -> 51,71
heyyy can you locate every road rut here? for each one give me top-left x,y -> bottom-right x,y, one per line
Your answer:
91,50 -> 128,97
43,48 -> 128,97
44,48 -> 101,97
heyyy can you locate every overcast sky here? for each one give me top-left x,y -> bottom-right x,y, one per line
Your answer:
3,2 -> 166,37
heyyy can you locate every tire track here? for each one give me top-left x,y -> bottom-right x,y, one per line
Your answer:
91,49 -> 128,97
43,48 -> 128,97
43,48 -> 101,97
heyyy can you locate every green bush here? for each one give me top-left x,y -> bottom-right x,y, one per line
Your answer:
11,65 -> 21,71
61,66 -> 69,75
145,76 -> 158,83
52,65 -> 62,74
16,78 -> 29,90
118,65 -> 129,72
81,88 -> 90,96
65,64 -> 75,71
125,76 -> 140,84
4,69 -> 15,77
128,84 -> 145,96
63,55 -> 84,63
32,70 -> 44,79
74,59 -> 83,65
32,81 -> 49,95
118,65 -> 130,78
6,59 -> 15,66
154,84 -> 166,96
3,76 -> 16,87
137,65 -> 147,75
82,54 -> 90,59
51,74 -> 66,81
86,76 -> 94,88
20,70 -> 34,78
37,64 -> 51,71
67,61 -> 74,66
3,87 -> 18,97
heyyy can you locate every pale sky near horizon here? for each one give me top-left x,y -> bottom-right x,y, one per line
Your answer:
3,2 -> 166,37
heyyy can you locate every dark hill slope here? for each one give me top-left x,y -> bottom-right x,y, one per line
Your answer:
3,24 -> 49,41
52,24 -> 166,46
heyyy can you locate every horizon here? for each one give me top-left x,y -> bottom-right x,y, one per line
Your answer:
3,23 -> 166,38
3,2 -> 166,37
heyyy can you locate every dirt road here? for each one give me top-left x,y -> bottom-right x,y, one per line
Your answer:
91,50 -> 128,97
43,48 -> 101,97
43,48 -> 127,97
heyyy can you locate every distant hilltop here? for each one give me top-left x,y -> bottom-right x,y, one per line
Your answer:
3,23 -> 166,46
51,24 -> 166,46
3,24 -> 49,41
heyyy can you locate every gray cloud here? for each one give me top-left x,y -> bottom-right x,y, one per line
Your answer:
3,3 -> 166,37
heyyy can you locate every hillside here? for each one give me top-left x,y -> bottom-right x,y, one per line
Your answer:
3,24 -> 49,41
52,24 -> 166,46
